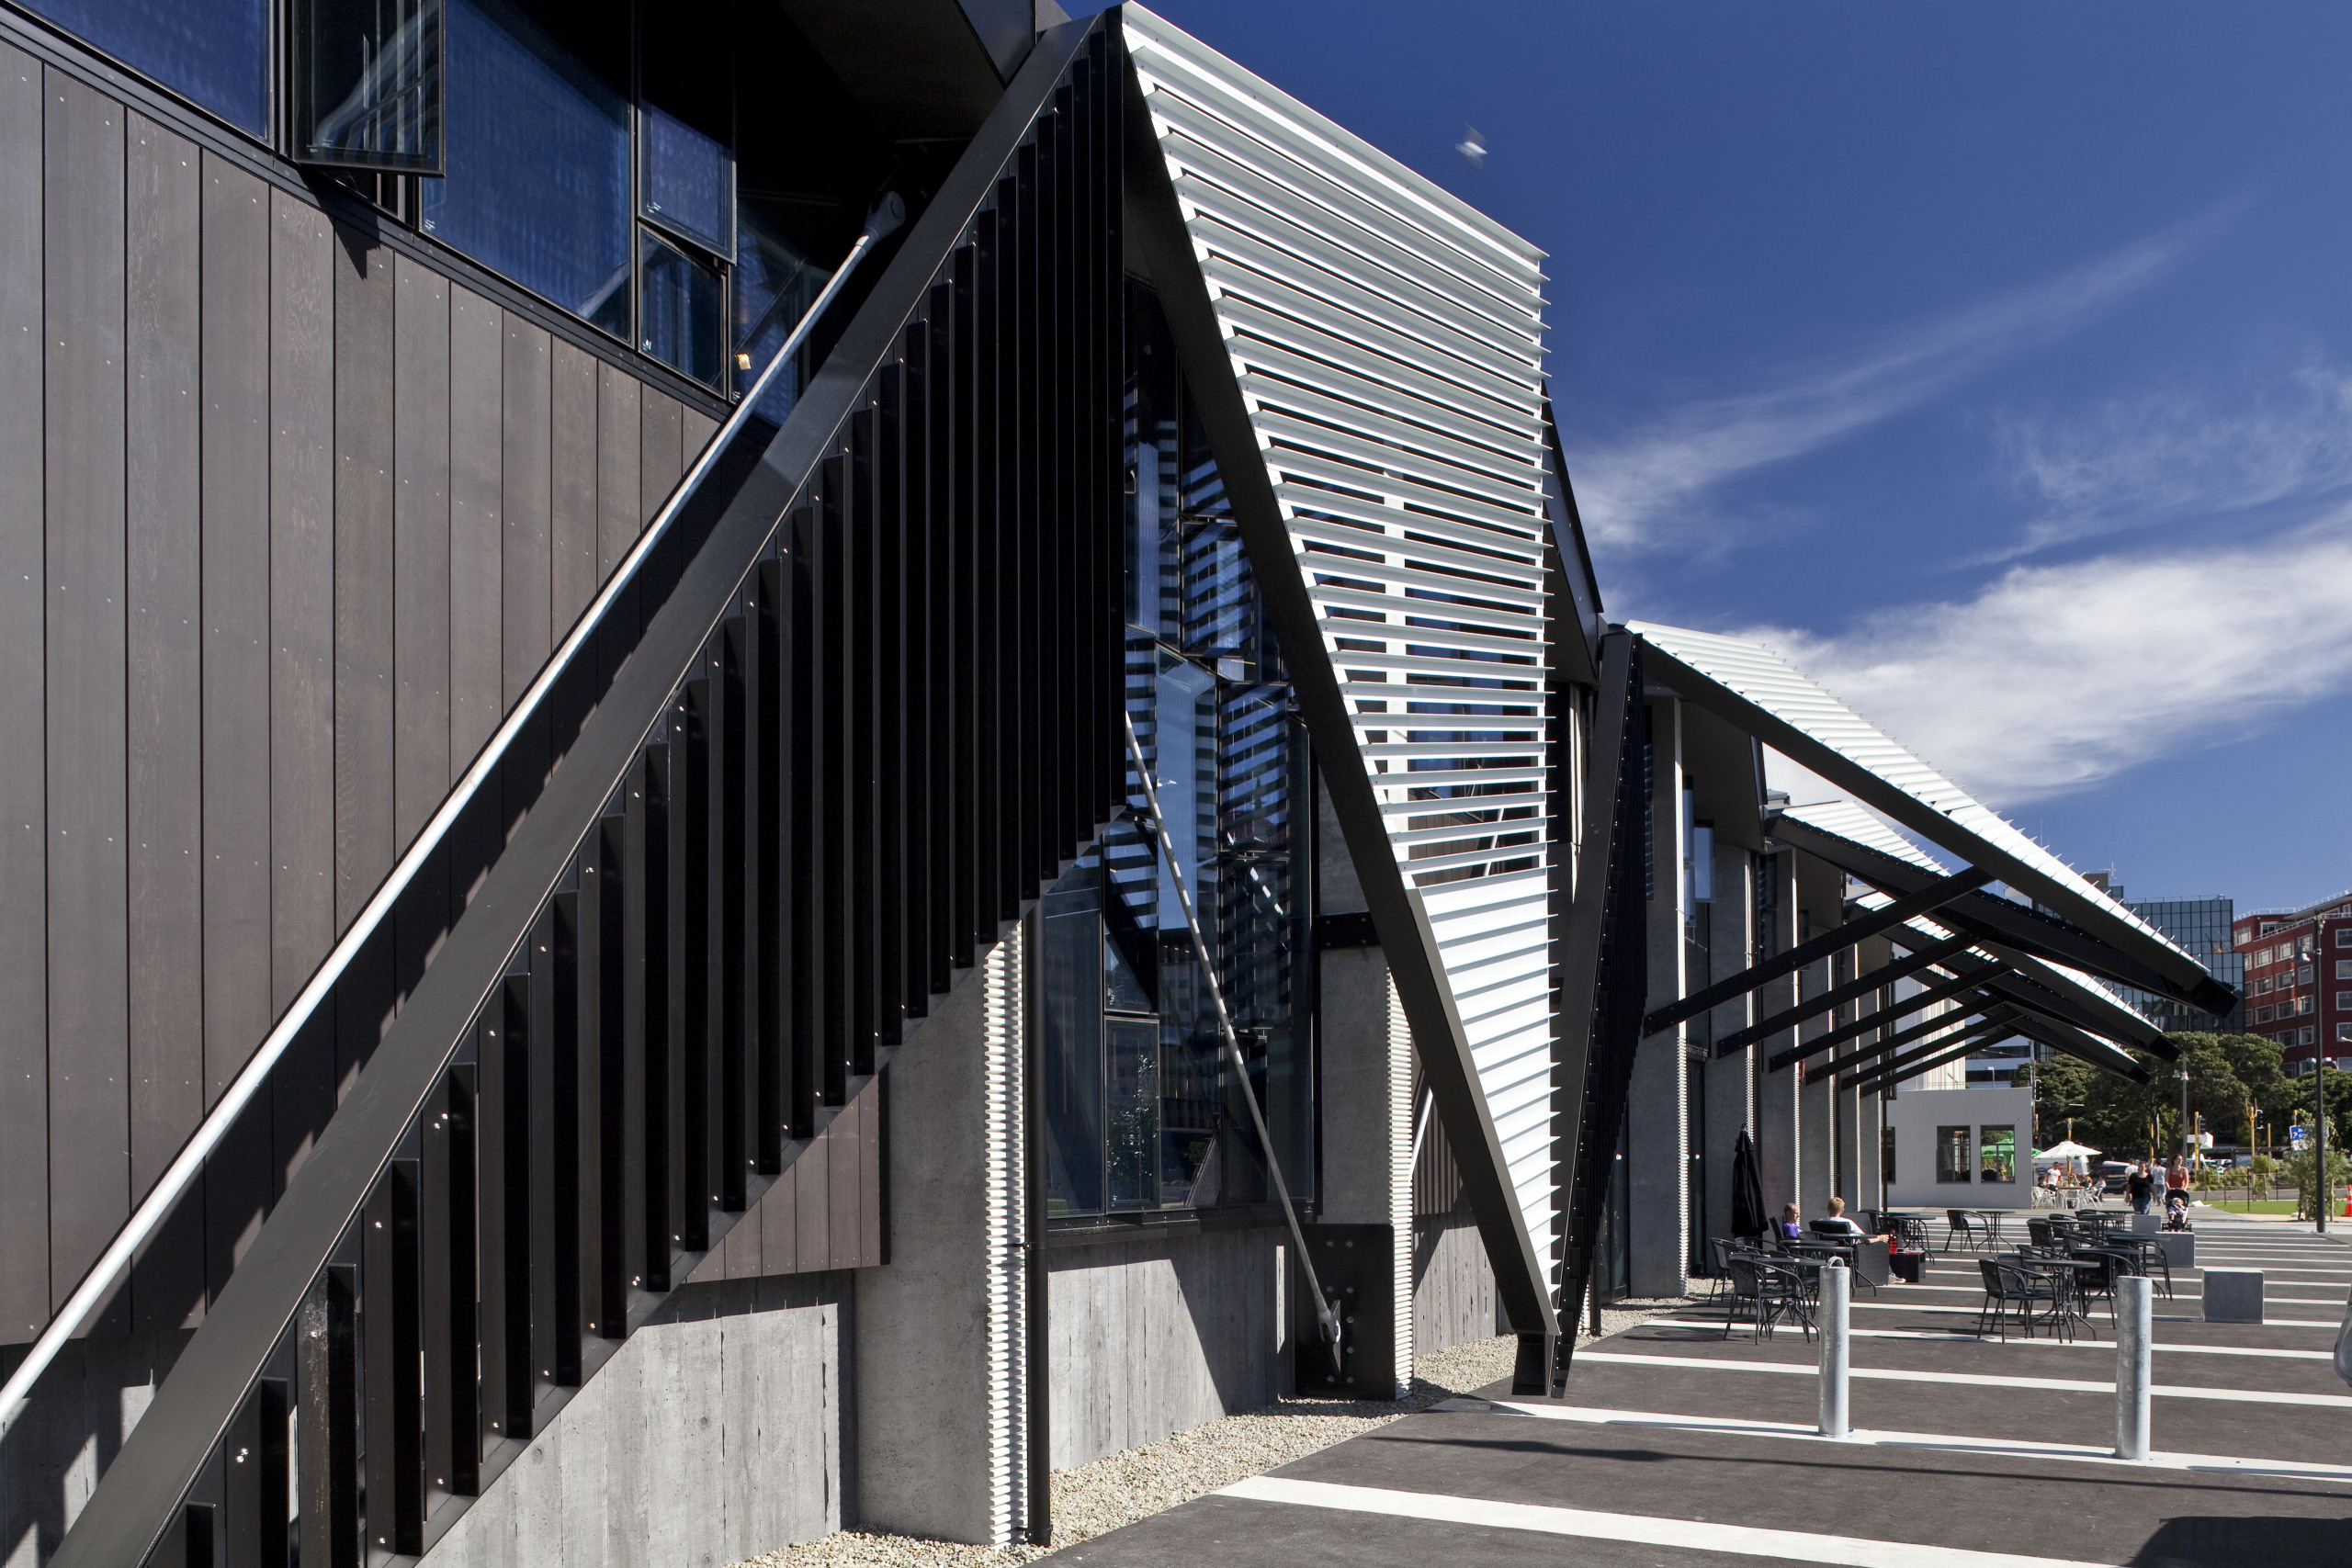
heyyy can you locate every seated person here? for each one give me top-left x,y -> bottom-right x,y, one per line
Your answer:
1812,1196 -> 1891,1243
1776,1202 -> 1804,1242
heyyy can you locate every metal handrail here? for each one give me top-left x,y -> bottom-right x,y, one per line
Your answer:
0,194 -> 903,1439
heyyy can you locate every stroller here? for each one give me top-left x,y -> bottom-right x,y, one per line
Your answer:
2163,1186 -> 2192,1231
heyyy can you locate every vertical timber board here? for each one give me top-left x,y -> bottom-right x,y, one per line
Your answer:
269,189 -> 334,1016
391,256 -> 450,849
333,227 -> 395,932
501,317 -> 552,711
446,286 -> 503,775
42,65 -> 130,1309
124,114 -> 203,1208
594,364 -> 639,583
198,152 -> 271,1106
639,390 -> 682,547
680,408 -> 717,473
0,40 -> 45,1340
549,340 -> 598,637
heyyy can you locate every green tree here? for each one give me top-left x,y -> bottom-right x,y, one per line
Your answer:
2031,1033 -> 2292,1164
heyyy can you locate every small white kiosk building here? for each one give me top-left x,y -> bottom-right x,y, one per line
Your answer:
1884,1083 -> 2037,1211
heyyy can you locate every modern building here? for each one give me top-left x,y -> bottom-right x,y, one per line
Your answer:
0,4 -> 2234,1566
2233,895 -> 2352,1071
2100,887 -> 2244,1036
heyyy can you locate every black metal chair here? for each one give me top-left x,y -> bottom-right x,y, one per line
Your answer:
1975,1258 -> 2064,1340
1725,1254 -> 1815,1343
2125,1236 -> 2174,1300
1946,1209 -> 1990,1254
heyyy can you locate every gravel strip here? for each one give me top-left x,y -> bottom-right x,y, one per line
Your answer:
730,1292 -> 1699,1568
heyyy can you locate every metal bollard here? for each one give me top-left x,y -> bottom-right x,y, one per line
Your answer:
1817,1259 -> 1850,1438
2115,1274 -> 2153,1460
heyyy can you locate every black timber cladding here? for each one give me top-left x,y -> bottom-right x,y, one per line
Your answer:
48,19 -> 1124,1566
0,31 -> 722,1346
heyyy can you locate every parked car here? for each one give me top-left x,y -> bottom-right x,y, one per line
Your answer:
2098,1160 -> 2132,1194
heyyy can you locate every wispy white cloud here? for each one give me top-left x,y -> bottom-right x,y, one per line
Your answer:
1566,214 -> 2224,551
1984,359 -> 2352,560
1739,514 -> 2352,805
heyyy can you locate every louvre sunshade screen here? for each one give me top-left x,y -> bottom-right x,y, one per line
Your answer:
1632,621 -> 2202,986
1125,6 -> 1567,1271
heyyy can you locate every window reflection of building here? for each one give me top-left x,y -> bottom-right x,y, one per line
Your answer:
1979,1124 -> 2015,1183
1037,282 -> 1315,1220
1935,1125 -> 1971,1183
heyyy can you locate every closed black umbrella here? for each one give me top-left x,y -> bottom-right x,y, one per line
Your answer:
1732,1129 -> 1768,1239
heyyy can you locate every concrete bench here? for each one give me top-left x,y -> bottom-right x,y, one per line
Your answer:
2202,1269 -> 2263,1324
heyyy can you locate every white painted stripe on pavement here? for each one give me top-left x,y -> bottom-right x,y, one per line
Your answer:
1645,1320 -> 2337,1357
1875,1281 -> 2344,1303
1430,1399 -> 2352,1486
1573,1349 -> 2352,1407
1829,1300 -> 2335,1328
1217,1475 -> 2119,1568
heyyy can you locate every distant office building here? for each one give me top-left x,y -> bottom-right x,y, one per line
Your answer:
2107,886 -> 2243,1035
2234,895 -> 2352,1072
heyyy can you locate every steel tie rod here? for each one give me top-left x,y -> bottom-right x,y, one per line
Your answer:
1122,711 -> 1346,1376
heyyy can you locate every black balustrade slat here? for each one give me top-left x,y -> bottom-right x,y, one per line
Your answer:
1012,142 -> 1039,890
586,816 -> 629,1332
898,324 -> 933,1018
531,897 -> 583,1390
475,982 -> 531,1441
674,683 -> 715,1231
928,283 -> 957,989
627,747 -> 669,1286
874,361 -> 909,1042
221,1376 -> 288,1568
975,208 -> 1007,931
779,509 -> 817,1138
296,1266 -> 359,1568
848,408 -> 881,1076
949,246 -> 978,962
361,1160 -> 423,1557
155,1502 -> 215,1568
1034,98 -> 1058,880
815,456 -> 851,1102
714,624 -> 750,1206
750,564 -> 784,1169
420,1066 -> 479,1500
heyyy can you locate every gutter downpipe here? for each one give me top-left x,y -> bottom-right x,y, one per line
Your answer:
0,193 -> 905,1439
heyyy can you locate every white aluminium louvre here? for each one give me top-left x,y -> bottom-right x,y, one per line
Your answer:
1125,6 -> 1568,1276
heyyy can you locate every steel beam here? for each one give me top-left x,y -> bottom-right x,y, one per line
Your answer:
1766,970 -> 1989,1072
1645,868 -> 1990,1038
1810,1004 -> 2011,1080
1846,1015 -> 2026,1099
1709,933 -> 1972,1058
1771,813 -> 2234,1018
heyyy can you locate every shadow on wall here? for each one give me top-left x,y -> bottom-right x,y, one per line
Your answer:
0,1332 -> 191,1564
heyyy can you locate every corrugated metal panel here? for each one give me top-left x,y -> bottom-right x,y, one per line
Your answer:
1126,5 -> 1565,1272
1634,621 -> 2194,970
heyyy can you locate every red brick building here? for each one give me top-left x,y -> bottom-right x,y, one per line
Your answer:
2233,895 -> 2352,1072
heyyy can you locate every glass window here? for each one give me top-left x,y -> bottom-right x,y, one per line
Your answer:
2256,1007 -> 2273,1024
1039,873 -> 1103,1217
2338,930 -> 2352,948
1935,1126 -> 1972,1183
2338,1022 -> 2352,1043
421,0 -> 631,326
2335,961 -> 2351,980
2302,996 -> 2316,1015
2302,1027 -> 2318,1045
1979,1125 -> 2016,1183
639,228 -> 723,386
26,0 -> 269,133
641,104 -> 732,256
294,0 -> 445,172
732,204 -> 822,421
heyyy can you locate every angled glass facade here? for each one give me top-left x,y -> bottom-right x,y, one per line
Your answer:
2120,893 -> 2241,1033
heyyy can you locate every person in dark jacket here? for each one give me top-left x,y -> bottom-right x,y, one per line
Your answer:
2127,1160 -> 2155,1214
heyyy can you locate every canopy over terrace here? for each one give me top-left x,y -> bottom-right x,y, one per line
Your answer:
1626,622 -> 2235,1093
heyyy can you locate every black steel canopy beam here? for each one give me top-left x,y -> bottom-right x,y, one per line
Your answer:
1645,645 -> 2221,1007
1882,919 -> 2176,1063
1708,932 -> 1973,1058
1990,998 -> 2150,1083
1765,970 -> 1991,1072
1823,1007 -> 2016,1083
1847,1012 -> 2033,1097
1850,1032 -> 2007,1099
1646,867 -> 1990,1038
1790,997 -> 2007,1078
1772,813 -> 2235,1018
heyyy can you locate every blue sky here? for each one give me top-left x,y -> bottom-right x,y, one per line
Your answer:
1137,1 -> 2352,915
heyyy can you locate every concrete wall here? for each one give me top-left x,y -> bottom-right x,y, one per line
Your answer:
1045,1226 -> 1286,1469
420,1276 -> 847,1568
1756,851 -> 1801,1224
1701,844 -> 1757,1257
1412,1215 -> 1498,1354
854,927 -> 1026,1545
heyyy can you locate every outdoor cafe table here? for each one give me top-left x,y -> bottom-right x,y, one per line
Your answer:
2013,1253 -> 2104,1334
